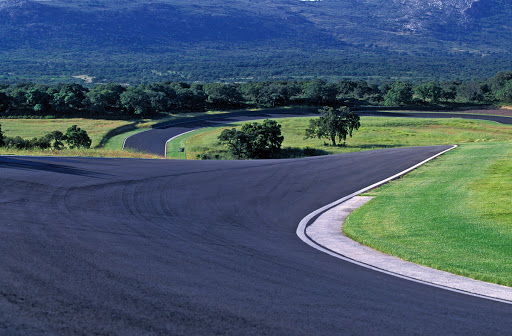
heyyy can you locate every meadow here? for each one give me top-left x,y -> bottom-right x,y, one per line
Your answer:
167,116 -> 512,159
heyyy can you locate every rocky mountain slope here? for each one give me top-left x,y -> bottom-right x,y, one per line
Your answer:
0,0 -> 510,82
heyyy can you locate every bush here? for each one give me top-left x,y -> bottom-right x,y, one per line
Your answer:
64,125 -> 92,149
218,119 -> 284,159
4,136 -> 32,149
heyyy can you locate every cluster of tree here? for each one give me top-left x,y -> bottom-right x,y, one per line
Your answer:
1,71 -> 512,119
0,124 -> 91,150
305,107 -> 361,146
218,119 -> 284,159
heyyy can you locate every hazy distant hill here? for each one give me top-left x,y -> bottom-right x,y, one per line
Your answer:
0,0 -> 510,83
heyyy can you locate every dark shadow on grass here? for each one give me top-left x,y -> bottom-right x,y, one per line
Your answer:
96,122 -> 141,148
0,157 -> 109,178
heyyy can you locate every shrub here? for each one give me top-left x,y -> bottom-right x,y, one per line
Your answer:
65,125 -> 92,149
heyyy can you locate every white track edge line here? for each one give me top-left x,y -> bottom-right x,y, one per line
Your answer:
123,112 -> 263,152
295,144 -> 512,305
163,121 -> 244,158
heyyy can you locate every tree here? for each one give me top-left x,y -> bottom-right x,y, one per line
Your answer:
47,130 -> 66,150
218,119 -> 284,159
456,81 -> 483,102
304,106 -> 361,146
204,83 -> 245,109
495,80 -> 512,102
241,119 -> 284,158
51,84 -> 88,115
87,83 -> 125,114
25,88 -> 52,114
0,124 -> 4,147
302,80 -> 337,106
0,92 -> 10,113
119,86 -> 153,116
218,128 -> 249,159
64,125 -> 92,149
384,81 -> 413,106
414,82 -> 442,104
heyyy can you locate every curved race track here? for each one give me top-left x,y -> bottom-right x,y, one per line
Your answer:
1,111 -> 512,335
123,109 -> 512,156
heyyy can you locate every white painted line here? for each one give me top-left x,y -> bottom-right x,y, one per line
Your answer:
294,145 -> 512,305
123,116 -> 227,152
122,128 -> 150,150
123,112 -> 252,153
164,129 -> 197,158
163,121 -> 244,158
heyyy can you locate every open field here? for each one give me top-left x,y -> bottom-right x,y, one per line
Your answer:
0,118 -> 161,158
344,142 -> 512,286
167,116 -> 512,159
0,110 -> 240,158
0,118 -> 133,148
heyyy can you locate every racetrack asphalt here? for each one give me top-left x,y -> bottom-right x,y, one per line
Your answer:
2,110 -> 512,335
123,108 -> 512,156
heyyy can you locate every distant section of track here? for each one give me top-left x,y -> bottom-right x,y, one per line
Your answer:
124,108 -> 512,156
124,108 -> 318,156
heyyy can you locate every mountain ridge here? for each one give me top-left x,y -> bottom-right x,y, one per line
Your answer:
0,0 -> 510,83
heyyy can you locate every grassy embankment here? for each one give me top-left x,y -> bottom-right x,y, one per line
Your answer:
344,142 -> 512,286
167,116 -> 512,159
0,118 -> 161,158
0,110 -> 236,158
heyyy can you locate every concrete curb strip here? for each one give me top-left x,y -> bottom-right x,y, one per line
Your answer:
296,144 -> 512,305
306,196 -> 512,304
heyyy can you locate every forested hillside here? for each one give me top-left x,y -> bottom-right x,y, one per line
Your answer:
0,0 -> 511,83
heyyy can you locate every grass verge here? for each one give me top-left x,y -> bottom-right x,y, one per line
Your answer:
0,110 -> 240,158
167,116 -> 512,159
0,118 -> 133,148
344,142 -> 512,286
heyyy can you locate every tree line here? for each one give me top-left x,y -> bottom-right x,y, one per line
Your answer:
0,71 -> 511,119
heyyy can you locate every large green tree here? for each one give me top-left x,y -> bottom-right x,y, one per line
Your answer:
204,83 -> 245,109
414,81 -> 442,104
119,86 -> 153,116
305,106 -> 361,146
495,80 -> 512,102
218,128 -> 249,159
87,83 -> 125,114
51,84 -> 88,115
64,125 -> 92,149
218,119 -> 284,159
384,81 -> 414,106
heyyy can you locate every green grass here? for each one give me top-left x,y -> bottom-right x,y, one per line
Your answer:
0,110 -> 247,158
103,109 -> 268,152
0,118 -> 134,148
167,116 -> 512,159
0,147 -> 161,159
0,118 -> 161,158
344,142 -> 512,286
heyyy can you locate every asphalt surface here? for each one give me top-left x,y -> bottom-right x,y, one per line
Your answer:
124,109 -> 512,156
2,111 -> 512,335
124,108 -> 319,156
